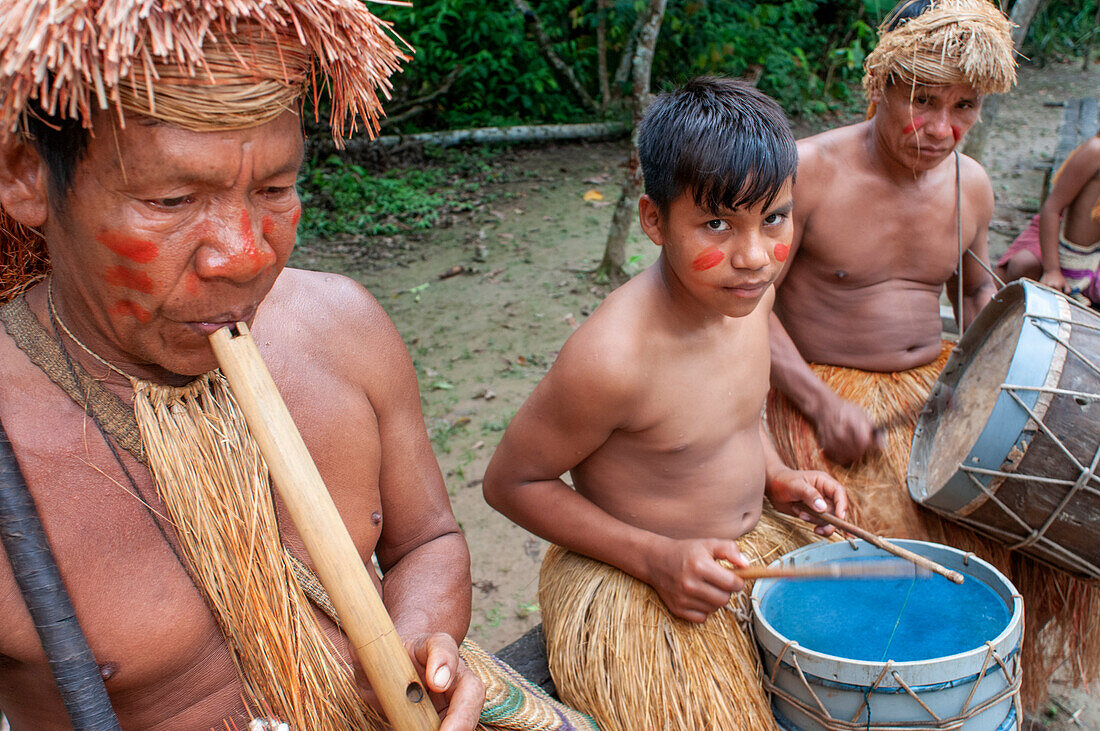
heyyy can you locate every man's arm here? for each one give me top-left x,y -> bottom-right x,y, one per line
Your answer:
758,422 -> 847,534
482,332 -> 746,624
769,137 -> 878,465
338,283 -> 481,729
948,157 -> 997,331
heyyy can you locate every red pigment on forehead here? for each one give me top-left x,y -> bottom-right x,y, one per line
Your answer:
691,248 -> 724,271
104,266 -> 155,294
97,232 -> 158,263
111,300 -> 152,323
902,116 -> 925,135
184,272 -> 200,296
774,244 -> 790,263
261,215 -> 275,236
951,126 -> 962,142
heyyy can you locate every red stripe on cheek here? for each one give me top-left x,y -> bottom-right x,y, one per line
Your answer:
104,266 -> 155,294
774,244 -> 790,263
902,116 -> 925,135
184,272 -> 200,296
111,300 -> 152,323
691,248 -> 724,271
97,232 -> 158,263
261,215 -> 275,236
291,207 -> 301,227
951,126 -> 962,142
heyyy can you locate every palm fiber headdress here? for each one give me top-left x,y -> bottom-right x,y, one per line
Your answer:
863,0 -> 1016,102
0,0 -> 408,302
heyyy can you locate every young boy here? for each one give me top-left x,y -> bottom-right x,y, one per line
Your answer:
997,128 -> 1100,304
482,77 -> 847,730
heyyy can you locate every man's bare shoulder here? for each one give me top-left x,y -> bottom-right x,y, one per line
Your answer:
797,122 -> 870,176
957,152 -> 995,216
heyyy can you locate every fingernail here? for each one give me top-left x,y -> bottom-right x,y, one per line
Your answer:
813,499 -> 827,511
433,665 -> 451,688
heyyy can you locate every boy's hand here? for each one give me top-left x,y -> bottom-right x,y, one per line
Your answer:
644,537 -> 748,624
767,469 -> 848,536
353,632 -> 485,730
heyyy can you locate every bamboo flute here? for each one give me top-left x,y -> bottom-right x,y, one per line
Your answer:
210,323 -> 440,731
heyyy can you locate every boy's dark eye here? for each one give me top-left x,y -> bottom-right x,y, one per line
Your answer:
705,219 -> 730,231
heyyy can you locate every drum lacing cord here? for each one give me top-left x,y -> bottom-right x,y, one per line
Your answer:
760,639 -> 1020,730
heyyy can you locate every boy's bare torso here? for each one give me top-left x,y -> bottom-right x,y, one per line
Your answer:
565,266 -> 772,540
0,269 -> 385,729
776,122 -> 986,372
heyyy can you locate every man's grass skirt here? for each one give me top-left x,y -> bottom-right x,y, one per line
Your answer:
539,508 -> 823,731
765,343 -> 1100,711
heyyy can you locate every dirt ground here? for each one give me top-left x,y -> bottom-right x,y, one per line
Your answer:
292,60 -> 1099,727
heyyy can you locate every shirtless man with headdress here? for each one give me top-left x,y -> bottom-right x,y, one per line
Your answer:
0,2 -> 488,728
766,0 -> 1099,710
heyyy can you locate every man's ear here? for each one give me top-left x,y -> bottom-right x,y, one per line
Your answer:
638,194 -> 664,247
0,134 -> 49,227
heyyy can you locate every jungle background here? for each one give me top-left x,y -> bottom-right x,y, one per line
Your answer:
292,0 -> 1098,726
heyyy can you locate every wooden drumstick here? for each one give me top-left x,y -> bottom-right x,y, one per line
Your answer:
813,511 -> 965,585
735,562 -> 925,580
210,323 -> 441,731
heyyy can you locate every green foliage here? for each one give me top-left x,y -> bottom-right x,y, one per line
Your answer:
369,0 -> 883,131
1021,0 -> 1098,64
296,149 -> 496,242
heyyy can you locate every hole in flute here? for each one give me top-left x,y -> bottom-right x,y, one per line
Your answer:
406,682 -> 425,703
229,323 -> 241,337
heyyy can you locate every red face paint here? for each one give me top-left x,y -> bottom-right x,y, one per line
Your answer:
774,244 -> 790,263
291,208 -> 301,227
237,209 -> 274,268
184,272 -> 200,296
111,300 -> 152,323
104,266 -> 155,294
261,215 -> 275,236
691,248 -> 724,272
902,116 -> 925,135
951,126 -> 962,143
97,231 -> 158,263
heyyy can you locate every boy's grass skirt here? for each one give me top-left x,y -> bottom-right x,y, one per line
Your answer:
764,343 -> 1100,711
539,508 -> 823,731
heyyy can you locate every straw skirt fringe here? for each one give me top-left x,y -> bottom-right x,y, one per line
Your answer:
539,508 -> 823,731
764,344 -> 1100,711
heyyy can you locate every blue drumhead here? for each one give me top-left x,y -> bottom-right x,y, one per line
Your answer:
759,556 -> 1011,662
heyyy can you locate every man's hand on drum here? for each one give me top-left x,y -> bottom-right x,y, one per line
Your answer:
643,537 -> 749,624
766,469 -> 848,537
353,632 -> 485,730
810,393 -> 882,465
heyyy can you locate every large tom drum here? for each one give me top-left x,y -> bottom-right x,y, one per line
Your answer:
908,280 -> 1100,579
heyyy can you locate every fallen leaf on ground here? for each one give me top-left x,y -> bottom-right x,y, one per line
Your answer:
439,265 -> 468,279
473,389 -> 496,401
583,173 -> 610,184
452,416 -> 471,427
582,189 -> 604,202
472,440 -> 486,450
564,313 -> 579,329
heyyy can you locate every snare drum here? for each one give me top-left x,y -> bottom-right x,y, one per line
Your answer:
751,539 -> 1022,731
908,280 -> 1100,579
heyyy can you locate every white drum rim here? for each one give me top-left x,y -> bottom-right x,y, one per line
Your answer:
750,539 -> 1023,688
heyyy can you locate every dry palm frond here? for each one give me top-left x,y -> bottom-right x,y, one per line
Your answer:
0,208 -> 47,305
540,509 -> 824,731
863,0 -> 1016,99
0,0 -> 411,142
765,344 -> 1100,711
133,372 -> 382,731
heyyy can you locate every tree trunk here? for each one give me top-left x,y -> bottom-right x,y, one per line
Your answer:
963,0 -> 1046,160
597,0 -> 611,111
322,121 -> 628,157
596,0 -> 668,286
512,0 -> 600,114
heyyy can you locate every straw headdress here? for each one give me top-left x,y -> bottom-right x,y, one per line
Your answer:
863,0 -> 1016,100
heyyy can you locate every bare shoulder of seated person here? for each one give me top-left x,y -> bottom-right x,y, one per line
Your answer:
484,77 -> 846,625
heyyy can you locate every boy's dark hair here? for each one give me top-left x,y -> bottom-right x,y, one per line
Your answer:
637,76 -> 796,215
22,105 -> 91,204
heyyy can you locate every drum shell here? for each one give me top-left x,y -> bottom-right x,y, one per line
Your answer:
751,540 -> 1022,731
909,281 -> 1100,579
